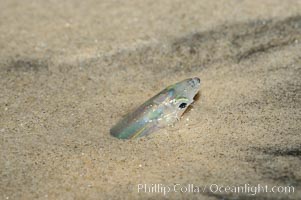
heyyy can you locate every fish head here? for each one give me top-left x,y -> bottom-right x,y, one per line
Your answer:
110,77 -> 201,139
158,77 -> 201,125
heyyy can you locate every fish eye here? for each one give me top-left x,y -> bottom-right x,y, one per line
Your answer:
179,103 -> 187,109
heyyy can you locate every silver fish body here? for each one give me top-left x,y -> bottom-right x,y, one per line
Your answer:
110,77 -> 201,139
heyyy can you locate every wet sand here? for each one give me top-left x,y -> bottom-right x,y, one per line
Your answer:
0,0 -> 301,199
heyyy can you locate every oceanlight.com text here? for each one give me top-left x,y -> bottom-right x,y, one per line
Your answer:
137,183 -> 295,196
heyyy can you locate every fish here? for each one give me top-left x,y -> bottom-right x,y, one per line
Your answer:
110,77 -> 201,139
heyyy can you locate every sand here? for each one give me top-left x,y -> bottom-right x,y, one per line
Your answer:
0,0 -> 301,199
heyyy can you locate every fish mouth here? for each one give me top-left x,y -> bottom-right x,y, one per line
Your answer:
194,77 -> 201,84
188,77 -> 201,88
